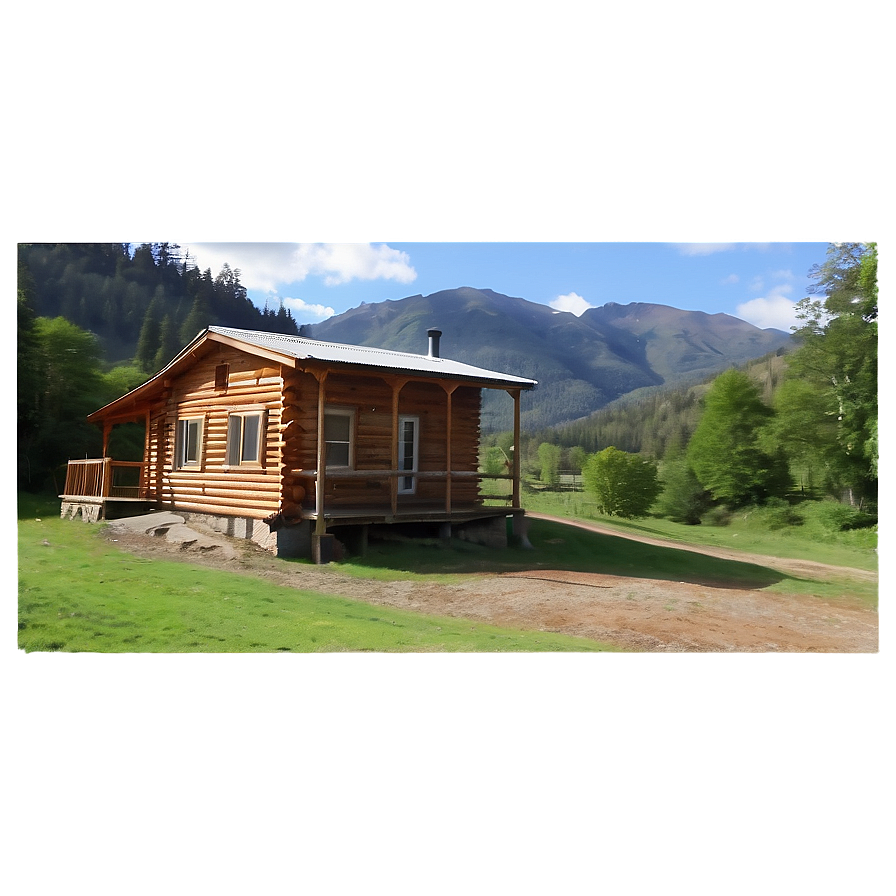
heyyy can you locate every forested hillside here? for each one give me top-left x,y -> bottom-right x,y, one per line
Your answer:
533,350 -> 789,459
19,243 -> 301,365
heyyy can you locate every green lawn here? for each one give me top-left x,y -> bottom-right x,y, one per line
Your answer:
18,490 -> 876,654
521,489 -> 878,572
17,497 -> 617,653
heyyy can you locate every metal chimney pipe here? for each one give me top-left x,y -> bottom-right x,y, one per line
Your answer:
427,328 -> 442,358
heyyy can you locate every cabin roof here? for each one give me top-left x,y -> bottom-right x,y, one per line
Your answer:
87,326 -> 536,423
207,326 -> 538,388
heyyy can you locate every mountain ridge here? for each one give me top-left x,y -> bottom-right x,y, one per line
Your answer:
310,288 -> 793,431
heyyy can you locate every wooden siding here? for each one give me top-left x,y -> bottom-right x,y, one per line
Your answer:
153,345 -> 285,519
105,344 -> 497,522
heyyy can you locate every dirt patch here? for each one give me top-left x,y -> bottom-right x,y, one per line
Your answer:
101,513 -> 878,653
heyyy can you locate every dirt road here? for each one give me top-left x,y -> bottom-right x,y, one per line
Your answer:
104,512 -> 878,653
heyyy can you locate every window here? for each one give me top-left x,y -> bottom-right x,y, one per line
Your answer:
176,417 -> 203,468
398,416 -> 419,494
214,363 -> 230,391
324,407 -> 353,469
226,411 -> 265,466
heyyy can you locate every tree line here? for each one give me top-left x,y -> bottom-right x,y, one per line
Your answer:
17,243 -> 305,492
19,243 -> 302,366
485,243 -> 878,519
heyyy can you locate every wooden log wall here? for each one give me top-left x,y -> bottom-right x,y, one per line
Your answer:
136,343 -> 493,520
152,345 -> 285,519
281,370 -> 483,511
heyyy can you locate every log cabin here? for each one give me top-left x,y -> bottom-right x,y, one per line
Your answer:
61,326 -> 537,562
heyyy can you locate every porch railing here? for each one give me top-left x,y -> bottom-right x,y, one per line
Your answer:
62,458 -> 146,499
294,468 -> 516,517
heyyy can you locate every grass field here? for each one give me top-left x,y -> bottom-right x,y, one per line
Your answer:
521,488 -> 878,572
16,496 -> 617,653
18,490 -> 877,653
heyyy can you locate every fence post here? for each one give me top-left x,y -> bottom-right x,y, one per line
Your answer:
102,457 -> 112,498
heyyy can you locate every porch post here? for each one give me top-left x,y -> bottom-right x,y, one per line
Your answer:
442,383 -> 459,514
511,388 -> 521,508
102,456 -> 113,498
140,410 -> 150,497
315,371 -> 328,536
390,379 -> 407,515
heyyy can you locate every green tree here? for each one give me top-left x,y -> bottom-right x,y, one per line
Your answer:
582,446 -> 661,518
179,270 -> 214,343
21,318 -> 108,490
481,445 -> 507,477
766,378 -> 839,495
152,313 -> 180,371
785,242 -> 877,503
686,368 -> 790,506
568,445 -> 587,474
17,278 -> 41,485
537,442 -> 562,488
135,294 -> 162,371
654,451 -> 711,524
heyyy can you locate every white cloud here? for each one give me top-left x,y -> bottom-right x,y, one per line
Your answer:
669,240 -> 775,255
549,292 -> 594,316
184,242 -> 417,292
722,273 -> 740,285
281,297 -> 336,322
296,243 -> 417,287
675,243 -> 737,256
736,284 -> 799,330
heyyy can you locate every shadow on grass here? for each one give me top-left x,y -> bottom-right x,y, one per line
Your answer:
351,518 -> 786,591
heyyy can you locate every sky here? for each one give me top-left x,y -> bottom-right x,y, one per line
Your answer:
179,242 -> 831,333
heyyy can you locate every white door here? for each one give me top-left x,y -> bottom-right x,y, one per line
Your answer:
398,416 -> 419,494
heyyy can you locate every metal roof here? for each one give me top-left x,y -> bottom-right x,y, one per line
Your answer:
87,325 -> 537,423
208,326 -> 537,388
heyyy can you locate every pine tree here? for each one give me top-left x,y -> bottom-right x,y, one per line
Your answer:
135,296 -> 162,372
179,292 -> 211,344
152,314 -> 180,371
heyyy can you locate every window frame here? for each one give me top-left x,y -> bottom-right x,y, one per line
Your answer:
225,409 -> 266,468
323,406 -> 355,470
175,416 -> 204,469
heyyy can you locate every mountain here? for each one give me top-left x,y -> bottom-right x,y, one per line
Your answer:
309,287 -> 793,431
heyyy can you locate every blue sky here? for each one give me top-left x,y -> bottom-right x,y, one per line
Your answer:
180,242 -> 831,333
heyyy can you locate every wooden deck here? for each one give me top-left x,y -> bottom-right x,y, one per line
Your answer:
306,502 -> 518,528
60,458 -> 154,520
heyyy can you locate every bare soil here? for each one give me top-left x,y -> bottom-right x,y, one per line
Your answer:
103,512 -> 878,653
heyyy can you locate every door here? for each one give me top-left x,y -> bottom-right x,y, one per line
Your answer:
398,416 -> 419,494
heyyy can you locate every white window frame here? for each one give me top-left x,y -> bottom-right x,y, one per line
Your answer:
226,410 -> 265,467
324,406 -> 354,470
397,415 -> 419,495
175,417 -> 203,469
